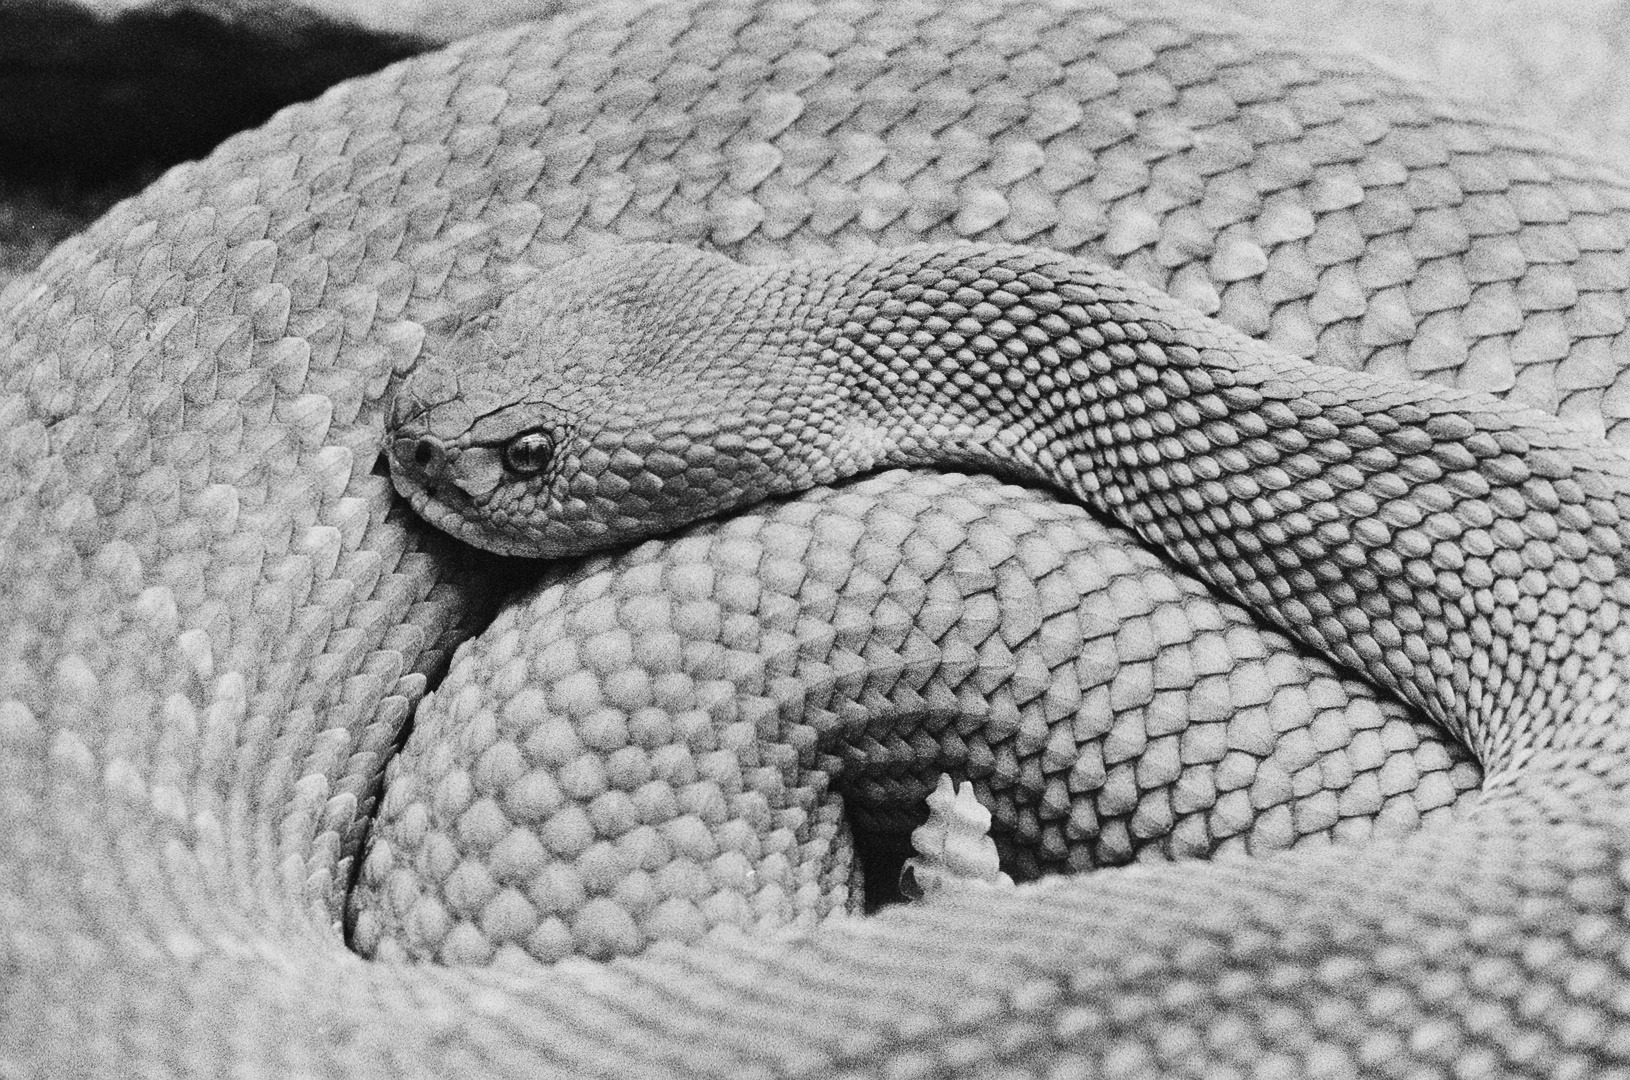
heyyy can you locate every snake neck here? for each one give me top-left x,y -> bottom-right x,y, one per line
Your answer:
798,243 -> 1630,777
391,237 -> 1630,778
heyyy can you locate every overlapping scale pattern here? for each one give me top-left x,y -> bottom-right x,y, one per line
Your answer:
352,471 -> 1478,963
6,2 -> 1630,1077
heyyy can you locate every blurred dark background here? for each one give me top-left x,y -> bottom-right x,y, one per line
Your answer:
0,0 -> 428,287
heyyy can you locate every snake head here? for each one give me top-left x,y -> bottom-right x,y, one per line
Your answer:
387,244 -> 857,558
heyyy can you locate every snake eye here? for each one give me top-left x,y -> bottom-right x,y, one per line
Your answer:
502,431 -> 554,475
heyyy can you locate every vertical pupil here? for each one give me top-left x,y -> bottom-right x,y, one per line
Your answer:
509,435 -> 548,471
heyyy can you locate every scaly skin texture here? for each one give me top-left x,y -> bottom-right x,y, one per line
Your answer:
9,1 -> 1630,1076
352,468 -> 1477,964
380,236 -> 1630,972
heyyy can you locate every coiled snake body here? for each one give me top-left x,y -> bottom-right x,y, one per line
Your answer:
8,1 -> 1630,1076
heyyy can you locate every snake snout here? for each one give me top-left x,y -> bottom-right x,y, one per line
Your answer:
391,433 -> 509,505
395,434 -> 448,484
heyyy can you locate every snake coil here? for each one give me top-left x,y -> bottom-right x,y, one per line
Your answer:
8,2 -> 1630,1077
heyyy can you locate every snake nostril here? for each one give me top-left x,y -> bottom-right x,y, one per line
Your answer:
414,438 -> 439,469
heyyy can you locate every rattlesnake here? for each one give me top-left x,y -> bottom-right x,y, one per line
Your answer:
7,1 -> 1630,1076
